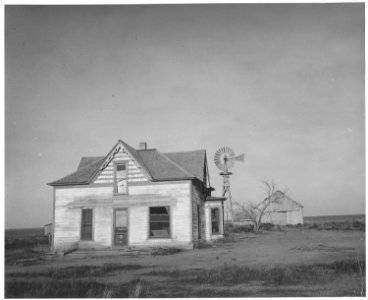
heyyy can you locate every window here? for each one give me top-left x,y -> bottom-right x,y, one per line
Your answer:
81,209 -> 93,240
149,206 -> 170,238
114,163 -> 127,194
211,207 -> 220,234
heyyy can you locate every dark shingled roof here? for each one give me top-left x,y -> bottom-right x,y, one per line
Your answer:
49,157 -> 105,186
137,149 -> 194,181
164,150 -> 206,182
48,141 -> 207,186
77,157 -> 104,170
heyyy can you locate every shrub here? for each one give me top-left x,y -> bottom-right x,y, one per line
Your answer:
225,223 -> 254,233
352,221 -> 365,230
5,236 -> 50,250
149,247 -> 182,256
260,223 -> 275,231
305,221 -> 365,231
194,240 -> 213,249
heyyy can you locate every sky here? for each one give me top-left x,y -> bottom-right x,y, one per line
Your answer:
5,4 -> 365,228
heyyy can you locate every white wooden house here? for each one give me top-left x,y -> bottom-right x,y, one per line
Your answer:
48,140 -> 226,253
260,191 -> 304,225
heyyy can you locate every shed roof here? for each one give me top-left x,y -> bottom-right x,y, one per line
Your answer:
258,191 -> 303,209
205,196 -> 227,202
48,140 -> 208,186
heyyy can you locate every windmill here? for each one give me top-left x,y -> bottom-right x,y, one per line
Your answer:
214,146 -> 244,222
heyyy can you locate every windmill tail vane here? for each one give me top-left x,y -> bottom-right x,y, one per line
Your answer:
230,153 -> 245,162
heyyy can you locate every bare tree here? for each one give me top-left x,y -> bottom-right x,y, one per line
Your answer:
234,179 -> 284,232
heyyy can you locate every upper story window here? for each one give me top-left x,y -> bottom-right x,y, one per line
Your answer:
114,163 -> 128,194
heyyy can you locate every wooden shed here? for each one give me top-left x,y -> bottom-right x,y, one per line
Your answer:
260,191 -> 304,225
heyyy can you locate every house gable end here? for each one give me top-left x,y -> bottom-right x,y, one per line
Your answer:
93,140 -> 151,184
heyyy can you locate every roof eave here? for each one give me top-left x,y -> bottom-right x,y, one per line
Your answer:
206,196 -> 227,202
150,177 -> 198,182
47,182 -> 90,187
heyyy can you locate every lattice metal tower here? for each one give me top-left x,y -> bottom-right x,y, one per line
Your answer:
214,146 -> 244,222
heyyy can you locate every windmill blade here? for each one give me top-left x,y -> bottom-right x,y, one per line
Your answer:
214,146 -> 235,171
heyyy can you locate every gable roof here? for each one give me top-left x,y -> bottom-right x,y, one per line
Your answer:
164,150 -> 206,182
257,191 -> 303,209
77,157 -> 104,170
49,157 -> 105,186
48,140 -> 207,186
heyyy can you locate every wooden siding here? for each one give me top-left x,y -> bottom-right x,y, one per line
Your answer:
192,182 -> 206,242
262,208 -> 304,225
128,182 -> 192,245
53,182 -> 192,252
94,147 -> 148,184
262,196 -> 304,225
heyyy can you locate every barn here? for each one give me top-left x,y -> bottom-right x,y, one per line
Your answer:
260,191 -> 304,225
47,140 -> 226,253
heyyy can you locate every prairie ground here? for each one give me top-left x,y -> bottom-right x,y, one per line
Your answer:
5,227 -> 365,297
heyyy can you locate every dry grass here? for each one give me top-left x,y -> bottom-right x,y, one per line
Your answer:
7,263 -> 145,279
5,259 -> 365,297
5,225 -> 365,298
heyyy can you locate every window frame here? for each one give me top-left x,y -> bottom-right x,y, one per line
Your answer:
148,206 -> 171,239
80,208 -> 93,241
113,161 -> 129,195
210,207 -> 221,235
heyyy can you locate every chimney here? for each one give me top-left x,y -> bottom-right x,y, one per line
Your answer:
139,142 -> 147,150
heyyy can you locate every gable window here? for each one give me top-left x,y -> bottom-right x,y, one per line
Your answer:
114,163 -> 128,194
149,206 -> 170,238
81,209 -> 93,240
211,207 -> 220,234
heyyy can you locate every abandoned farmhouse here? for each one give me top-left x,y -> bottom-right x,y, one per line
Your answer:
48,140 -> 226,252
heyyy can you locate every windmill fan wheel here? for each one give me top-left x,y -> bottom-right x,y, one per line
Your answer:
214,146 -> 235,171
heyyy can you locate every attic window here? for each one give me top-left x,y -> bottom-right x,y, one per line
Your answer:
114,163 -> 128,194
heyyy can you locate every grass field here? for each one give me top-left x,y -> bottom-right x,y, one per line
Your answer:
304,214 -> 365,224
5,217 -> 365,297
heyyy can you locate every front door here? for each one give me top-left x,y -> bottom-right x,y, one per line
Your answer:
114,209 -> 128,246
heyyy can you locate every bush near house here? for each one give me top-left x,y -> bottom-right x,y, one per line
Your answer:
149,247 -> 182,256
225,223 -> 254,233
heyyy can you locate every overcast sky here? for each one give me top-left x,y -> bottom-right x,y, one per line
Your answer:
5,4 -> 365,228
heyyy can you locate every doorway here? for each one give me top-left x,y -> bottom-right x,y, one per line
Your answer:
211,207 -> 220,235
114,209 -> 128,246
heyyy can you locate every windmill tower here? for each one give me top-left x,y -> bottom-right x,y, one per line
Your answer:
214,146 -> 244,222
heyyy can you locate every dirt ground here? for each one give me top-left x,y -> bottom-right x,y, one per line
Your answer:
5,228 -> 365,297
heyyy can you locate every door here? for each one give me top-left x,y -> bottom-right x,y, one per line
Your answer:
211,207 -> 221,235
114,209 -> 128,246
